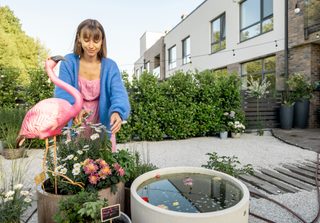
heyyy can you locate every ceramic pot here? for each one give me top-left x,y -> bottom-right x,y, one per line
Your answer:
37,178 -> 125,223
231,132 -> 241,138
280,104 -> 294,130
219,131 -> 228,139
293,98 -> 309,129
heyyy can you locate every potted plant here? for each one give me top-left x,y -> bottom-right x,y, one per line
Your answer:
228,121 -> 245,138
1,126 -> 26,160
54,189 -> 131,223
287,73 -> 318,129
218,123 -> 228,139
37,124 -> 134,223
279,86 -> 295,130
0,183 -> 34,223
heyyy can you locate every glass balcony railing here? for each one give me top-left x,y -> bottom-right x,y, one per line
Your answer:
153,66 -> 160,78
304,0 -> 320,39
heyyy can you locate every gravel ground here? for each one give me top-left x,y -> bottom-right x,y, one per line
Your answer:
2,131 -> 320,223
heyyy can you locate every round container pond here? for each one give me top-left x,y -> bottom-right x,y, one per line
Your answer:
130,167 -> 249,223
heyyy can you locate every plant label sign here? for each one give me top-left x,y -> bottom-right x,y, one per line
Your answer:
101,204 -> 120,222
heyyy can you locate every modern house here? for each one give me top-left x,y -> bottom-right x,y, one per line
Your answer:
134,0 -> 320,128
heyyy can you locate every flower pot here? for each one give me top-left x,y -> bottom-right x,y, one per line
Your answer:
37,178 -> 125,223
231,132 -> 241,138
219,131 -> 228,139
293,98 -> 310,129
115,212 -> 132,223
280,104 -> 294,130
3,146 -> 26,160
124,187 -> 131,219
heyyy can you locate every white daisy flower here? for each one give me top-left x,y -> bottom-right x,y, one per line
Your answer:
49,139 -> 54,143
95,127 -> 101,133
80,162 -> 84,166
78,126 -> 86,129
24,198 -> 32,202
67,154 -> 74,160
90,133 -> 99,140
73,163 -> 81,169
21,191 -> 29,196
77,150 -> 83,155
83,145 -> 89,149
74,157 -> 78,161
6,191 -> 14,197
62,130 -> 70,135
14,184 -> 23,190
83,149 -> 89,152
65,139 -> 71,145
4,197 -> 13,202
72,168 -> 80,175
86,122 -> 92,125
100,125 -> 107,129
60,168 -> 67,174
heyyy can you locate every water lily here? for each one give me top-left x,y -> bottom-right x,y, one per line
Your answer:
158,204 -> 168,209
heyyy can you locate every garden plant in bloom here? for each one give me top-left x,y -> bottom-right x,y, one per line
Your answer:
0,183 -> 34,222
45,123 -> 132,195
228,121 -> 245,134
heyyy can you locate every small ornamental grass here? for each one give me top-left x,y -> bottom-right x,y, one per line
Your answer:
45,123 -> 133,195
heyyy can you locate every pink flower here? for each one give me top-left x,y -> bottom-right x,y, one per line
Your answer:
85,163 -> 98,174
117,167 -> 125,177
98,171 -> 107,179
183,178 -> 194,183
96,158 -> 108,168
113,162 -> 120,170
100,166 -> 112,176
83,158 -> 93,167
89,173 -> 100,184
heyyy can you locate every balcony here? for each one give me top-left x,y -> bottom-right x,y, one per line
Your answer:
304,0 -> 320,39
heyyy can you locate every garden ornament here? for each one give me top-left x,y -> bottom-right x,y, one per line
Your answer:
15,56 -> 85,193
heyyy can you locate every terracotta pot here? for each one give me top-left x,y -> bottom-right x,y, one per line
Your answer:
231,132 -> 241,138
37,178 -> 125,223
3,147 -> 26,160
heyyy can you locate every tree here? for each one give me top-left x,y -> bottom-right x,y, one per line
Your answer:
0,5 -> 51,84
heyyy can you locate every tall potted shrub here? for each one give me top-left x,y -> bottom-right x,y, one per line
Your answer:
280,86 -> 295,130
287,73 -> 318,129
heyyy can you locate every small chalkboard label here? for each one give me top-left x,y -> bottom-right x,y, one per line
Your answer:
101,204 -> 120,222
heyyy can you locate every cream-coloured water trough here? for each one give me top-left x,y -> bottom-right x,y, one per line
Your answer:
130,167 -> 249,223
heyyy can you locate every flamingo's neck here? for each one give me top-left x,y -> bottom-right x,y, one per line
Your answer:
45,60 -> 83,118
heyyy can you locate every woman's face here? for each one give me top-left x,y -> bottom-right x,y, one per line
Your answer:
78,30 -> 102,58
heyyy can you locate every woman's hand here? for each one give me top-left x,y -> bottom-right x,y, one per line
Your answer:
73,109 -> 89,126
110,112 -> 122,134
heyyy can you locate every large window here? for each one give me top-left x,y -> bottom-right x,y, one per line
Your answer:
241,56 -> 276,90
304,0 -> 320,37
182,37 -> 190,64
211,14 -> 226,53
240,0 -> 273,41
214,67 -> 228,76
169,46 -> 176,70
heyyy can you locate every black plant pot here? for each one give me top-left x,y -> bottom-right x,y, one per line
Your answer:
280,105 -> 294,130
293,98 -> 310,129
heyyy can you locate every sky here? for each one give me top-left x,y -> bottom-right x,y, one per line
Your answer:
1,0 -> 205,76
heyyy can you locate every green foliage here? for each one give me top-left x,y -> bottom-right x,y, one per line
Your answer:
21,67 -> 55,109
53,189 -> 108,223
286,72 -> 318,101
0,5 -> 51,84
0,68 -> 21,108
117,69 -> 245,141
201,152 -> 254,178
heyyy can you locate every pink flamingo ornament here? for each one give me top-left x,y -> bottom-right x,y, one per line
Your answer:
15,55 -> 85,193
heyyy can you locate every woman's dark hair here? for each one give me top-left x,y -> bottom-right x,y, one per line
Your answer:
74,19 -> 107,59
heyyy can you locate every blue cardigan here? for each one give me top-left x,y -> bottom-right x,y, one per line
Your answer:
54,53 -> 130,135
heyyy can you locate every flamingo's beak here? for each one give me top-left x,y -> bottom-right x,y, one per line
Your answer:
50,55 -> 67,62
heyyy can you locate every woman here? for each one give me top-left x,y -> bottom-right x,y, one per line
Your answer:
54,19 -> 130,150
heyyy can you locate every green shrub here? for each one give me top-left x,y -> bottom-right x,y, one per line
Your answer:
202,152 -> 254,178
21,67 -> 55,109
0,68 -> 21,108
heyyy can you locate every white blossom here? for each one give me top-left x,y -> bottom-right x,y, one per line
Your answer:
14,184 -> 23,190
60,168 -> 67,174
67,154 -> 74,160
90,133 -> 99,140
6,191 -> 14,197
21,191 -> 29,196
77,150 -> 83,155
73,163 -> 81,169
24,198 -> 32,202
72,168 -> 80,175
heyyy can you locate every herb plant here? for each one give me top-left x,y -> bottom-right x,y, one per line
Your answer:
202,152 -> 254,178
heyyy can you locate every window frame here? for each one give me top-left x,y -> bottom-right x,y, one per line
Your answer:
211,13 -> 226,54
240,0 -> 273,42
241,55 -> 276,90
168,45 -> 177,70
182,36 -> 191,65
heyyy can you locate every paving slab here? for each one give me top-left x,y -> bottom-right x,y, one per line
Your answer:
272,128 -> 320,153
